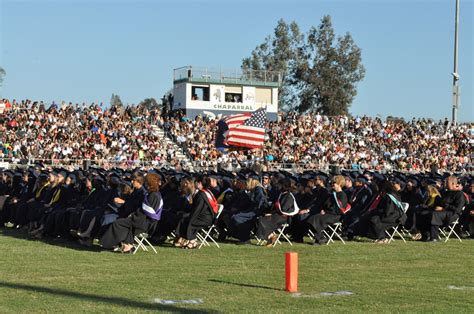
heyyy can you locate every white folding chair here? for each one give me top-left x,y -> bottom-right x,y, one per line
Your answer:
439,217 -> 462,243
385,202 -> 409,243
254,223 -> 293,246
133,221 -> 158,254
322,222 -> 346,245
197,204 -> 224,249
271,223 -> 293,247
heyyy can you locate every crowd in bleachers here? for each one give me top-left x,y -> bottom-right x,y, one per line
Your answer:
163,111 -> 472,172
1,98 -> 472,173
0,99 -> 179,168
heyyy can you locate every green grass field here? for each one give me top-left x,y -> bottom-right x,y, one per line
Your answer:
0,228 -> 473,313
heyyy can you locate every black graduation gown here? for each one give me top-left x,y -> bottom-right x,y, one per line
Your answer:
256,192 -> 298,240
230,187 -> 267,241
289,191 -> 315,241
100,191 -> 162,248
309,187 -> 330,215
176,190 -> 216,241
368,192 -> 404,239
155,192 -> 193,238
307,191 -> 348,242
402,188 -> 424,230
77,187 -> 121,239
118,186 -> 146,218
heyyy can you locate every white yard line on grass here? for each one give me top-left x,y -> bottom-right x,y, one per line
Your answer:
447,285 -> 474,291
153,298 -> 204,304
292,291 -> 354,298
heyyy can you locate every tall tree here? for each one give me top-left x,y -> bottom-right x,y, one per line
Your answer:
242,16 -> 365,115
138,97 -> 158,111
0,66 -> 5,87
110,93 -> 123,108
293,16 -> 365,115
242,19 -> 303,111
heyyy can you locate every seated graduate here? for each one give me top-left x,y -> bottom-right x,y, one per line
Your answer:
173,175 -> 219,249
417,176 -> 465,242
410,184 -> 441,240
70,175 -> 116,246
461,180 -> 474,238
155,176 -> 196,241
14,173 -> 49,229
25,171 -> 60,233
255,177 -> 299,247
29,171 -> 77,238
401,177 -> 424,232
289,177 -> 316,243
216,177 -> 248,241
1,170 -> 33,227
229,174 -> 267,244
368,178 -> 407,243
306,175 -> 350,245
100,172 -> 163,253
115,172 -> 147,218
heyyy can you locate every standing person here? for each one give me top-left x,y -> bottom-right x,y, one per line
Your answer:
307,175 -> 350,245
174,176 -> 219,249
100,172 -> 163,253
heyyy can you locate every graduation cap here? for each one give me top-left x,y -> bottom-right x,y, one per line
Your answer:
355,175 -> 368,184
297,177 -> 311,187
38,173 -> 49,180
207,170 -> 219,176
300,173 -> 315,181
2,170 -> 14,178
363,170 -> 374,179
67,173 -> 77,183
34,162 -> 45,169
407,176 -> 421,188
393,171 -> 407,182
237,173 -> 247,181
195,173 -> 205,183
247,171 -> 260,181
314,171 -> 329,182
372,172 -> 386,183
390,176 -> 406,190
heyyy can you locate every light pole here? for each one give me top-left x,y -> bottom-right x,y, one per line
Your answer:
451,0 -> 460,125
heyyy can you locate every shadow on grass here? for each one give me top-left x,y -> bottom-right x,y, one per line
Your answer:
209,279 -> 284,291
0,228 -> 102,252
0,281 -> 216,313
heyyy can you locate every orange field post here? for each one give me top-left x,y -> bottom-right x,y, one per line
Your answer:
285,252 -> 298,292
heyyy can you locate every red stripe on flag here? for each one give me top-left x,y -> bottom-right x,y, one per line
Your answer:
227,134 -> 264,142
226,141 -> 263,148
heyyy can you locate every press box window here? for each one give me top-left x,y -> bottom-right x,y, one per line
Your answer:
191,86 -> 210,101
225,93 -> 242,103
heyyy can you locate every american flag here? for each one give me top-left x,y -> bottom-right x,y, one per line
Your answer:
225,108 -> 267,149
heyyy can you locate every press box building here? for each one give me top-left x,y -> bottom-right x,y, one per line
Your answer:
173,66 -> 281,121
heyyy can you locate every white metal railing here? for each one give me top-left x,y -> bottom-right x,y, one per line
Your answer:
173,66 -> 281,85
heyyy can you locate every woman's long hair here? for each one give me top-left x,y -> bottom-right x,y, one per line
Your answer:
146,173 -> 161,193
